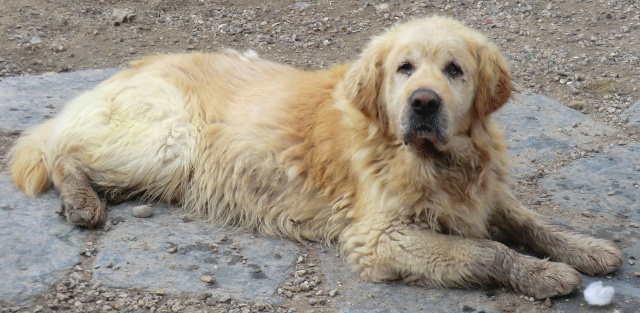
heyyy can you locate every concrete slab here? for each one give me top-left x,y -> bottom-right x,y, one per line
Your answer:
0,68 -> 118,131
319,250 -> 499,313
495,93 -> 615,179
623,101 -> 640,129
0,175 -> 87,306
538,142 -> 639,219
93,203 -> 300,302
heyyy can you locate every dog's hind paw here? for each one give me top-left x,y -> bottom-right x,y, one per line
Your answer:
58,193 -> 107,228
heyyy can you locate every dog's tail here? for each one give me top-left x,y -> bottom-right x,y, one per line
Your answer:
8,121 -> 55,197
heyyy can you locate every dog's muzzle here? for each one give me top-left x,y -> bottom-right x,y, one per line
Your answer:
402,89 -> 448,145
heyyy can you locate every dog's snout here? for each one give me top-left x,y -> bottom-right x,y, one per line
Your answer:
410,89 -> 442,117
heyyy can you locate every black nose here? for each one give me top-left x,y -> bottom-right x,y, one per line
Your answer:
410,89 -> 442,117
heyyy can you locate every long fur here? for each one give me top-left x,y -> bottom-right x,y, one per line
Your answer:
9,16 -> 622,298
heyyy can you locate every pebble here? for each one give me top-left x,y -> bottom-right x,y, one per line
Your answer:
375,3 -> 390,13
200,275 -> 214,283
329,289 -> 338,297
299,281 -> 311,291
630,223 -> 639,228
295,2 -> 311,10
167,246 -> 178,253
544,298 -> 552,308
29,36 -> 43,44
255,302 -> 266,310
567,100 -> 586,110
132,204 -> 154,218
581,212 -> 595,218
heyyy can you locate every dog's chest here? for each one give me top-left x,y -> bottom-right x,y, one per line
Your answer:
407,158 -> 496,238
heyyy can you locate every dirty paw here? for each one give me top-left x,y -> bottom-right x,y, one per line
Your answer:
568,237 -> 623,276
513,258 -> 582,299
59,197 -> 107,228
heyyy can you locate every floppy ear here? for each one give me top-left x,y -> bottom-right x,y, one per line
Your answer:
473,44 -> 514,118
343,40 -> 387,126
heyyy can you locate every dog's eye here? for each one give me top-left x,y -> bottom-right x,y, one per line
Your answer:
398,62 -> 414,75
444,62 -> 463,78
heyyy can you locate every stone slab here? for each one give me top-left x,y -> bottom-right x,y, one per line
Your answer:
94,203 -> 300,301
0,175 -> 87,306
319,250 -> 498,313
0,68 -> 118,131
495,93 -> 615,179
539,142 -> 639,219
623,101 -> 640,129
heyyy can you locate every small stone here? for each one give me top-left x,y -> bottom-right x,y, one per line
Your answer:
300,281 -> 311,291
30,36 -> 42,44
106,261 -> 113,268
567,100 -> 586,110
167,246 -> 178,253
329,289 -> 338,297
544,298 -> 552,308
375,3 -> 390,13
607,190 -> 617,196
295,2 -> 311,10
200,275 -> 214,283
633,272 -> 640,277
254,302 -> 266,311
581,212 -> 595,218
629,259 -> 635,265
308,298 -> 318,305
196,292 -> 210,300
229,242 -> 241,250
103,220 -> 113,231
630,223 -> 639,228
132,205 -> 154,218
205,298 -> 217,306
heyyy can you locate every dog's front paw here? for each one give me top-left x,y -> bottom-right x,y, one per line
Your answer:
511,257 -> 582,299
567,237 -> 623,275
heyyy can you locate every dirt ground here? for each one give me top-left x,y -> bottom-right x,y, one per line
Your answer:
0,1 -> 638,312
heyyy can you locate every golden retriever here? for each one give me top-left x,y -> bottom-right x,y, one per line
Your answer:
9,16 -> 622,298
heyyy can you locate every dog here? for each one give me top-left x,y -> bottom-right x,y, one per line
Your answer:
9,16 -> 622,298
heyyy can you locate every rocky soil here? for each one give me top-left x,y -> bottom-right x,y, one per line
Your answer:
0,1 -> 638,312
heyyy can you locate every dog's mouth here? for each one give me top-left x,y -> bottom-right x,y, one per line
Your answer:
401,118 -> 449,150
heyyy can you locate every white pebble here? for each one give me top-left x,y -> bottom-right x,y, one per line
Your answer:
583,281 -> 614,306
132,205 -> 154,218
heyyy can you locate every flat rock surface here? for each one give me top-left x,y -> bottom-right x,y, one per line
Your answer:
0,68 -> 118,131
495,93 -> 615,179
0,69 -> 638,312
94,203 -> 299,300
0,175 -> 87,304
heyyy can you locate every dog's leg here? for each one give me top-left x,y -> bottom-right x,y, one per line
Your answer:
492,192 -> 623,275
341,222 -> 581,299
51,157 -> 106,228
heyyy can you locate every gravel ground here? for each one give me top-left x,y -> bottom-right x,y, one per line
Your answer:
0,1 -> 638,312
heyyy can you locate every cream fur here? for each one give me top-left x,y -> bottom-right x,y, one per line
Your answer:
9,16 -> 622,298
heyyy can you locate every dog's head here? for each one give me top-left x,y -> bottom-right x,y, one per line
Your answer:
343,16 -> 513,152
